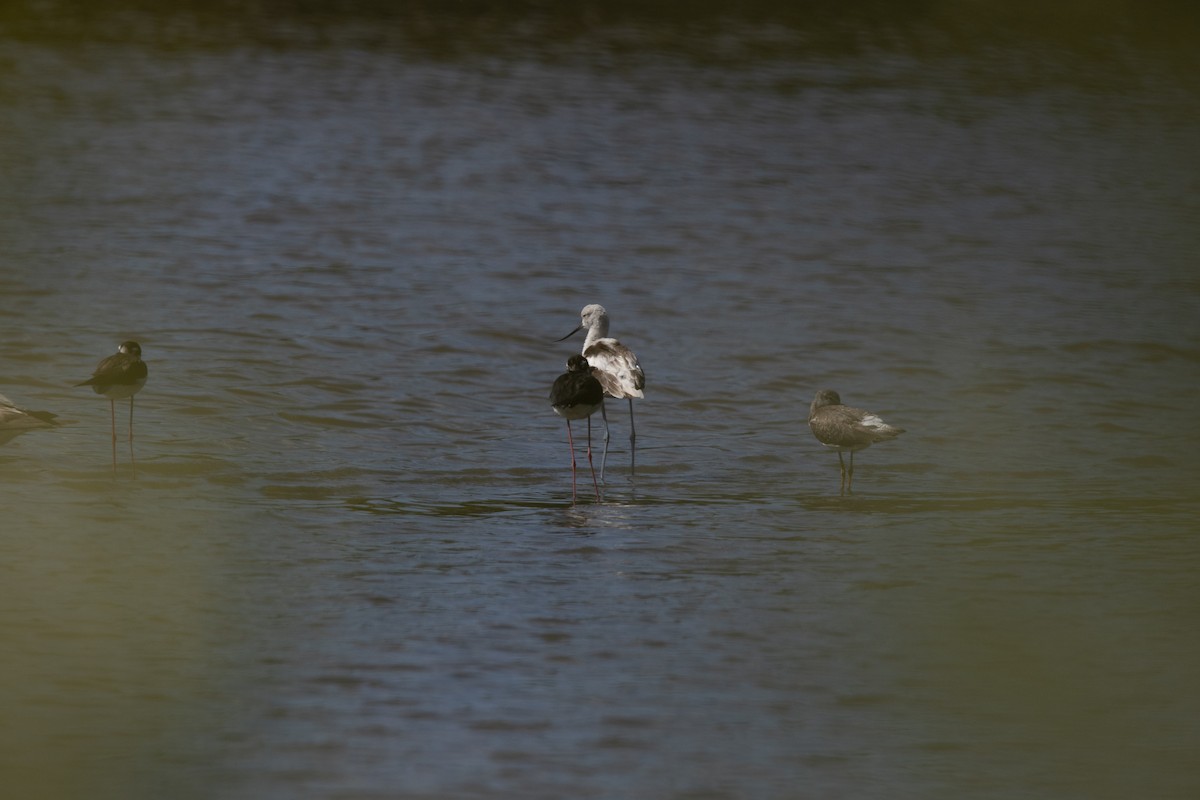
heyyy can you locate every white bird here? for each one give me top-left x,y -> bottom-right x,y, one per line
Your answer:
808,389 -> 905,494
558,304 -> 645,479
0,392 -> 58,446
549,354 -> 604,503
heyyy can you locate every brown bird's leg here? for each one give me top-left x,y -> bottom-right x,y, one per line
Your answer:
847,451 -> 855,494
628,397 -> 636,477
837,451 -> 847,495
129,396 -> 137,473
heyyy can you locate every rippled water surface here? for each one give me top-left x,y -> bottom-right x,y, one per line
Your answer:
2,5 -> 1199,799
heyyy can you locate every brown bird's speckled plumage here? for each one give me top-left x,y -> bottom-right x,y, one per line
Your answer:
808,389 -> 904,494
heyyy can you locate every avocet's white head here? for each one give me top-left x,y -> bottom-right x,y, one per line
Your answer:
558,303 -> 612,347
578,304 -> 610,346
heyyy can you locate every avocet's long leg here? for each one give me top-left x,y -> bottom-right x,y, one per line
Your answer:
599,401 -> 611,483
586,414 -> 600,501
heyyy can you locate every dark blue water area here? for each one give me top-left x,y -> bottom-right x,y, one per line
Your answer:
2,3 -> 1199,799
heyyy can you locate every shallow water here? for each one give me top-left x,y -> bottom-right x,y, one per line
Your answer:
2,5 -> 1199,799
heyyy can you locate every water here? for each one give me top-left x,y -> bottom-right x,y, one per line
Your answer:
2,5 -> 1199,798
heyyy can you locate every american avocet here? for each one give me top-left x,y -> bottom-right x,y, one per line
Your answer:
0,392 -> 58,446
549,354 -> 604,502
558,304 -> 645,479
76,341 -> 148,472
808,389 -> 905,494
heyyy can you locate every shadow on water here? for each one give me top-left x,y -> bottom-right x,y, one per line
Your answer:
336,476 -> 1200,526
344,494 -> 565,518
340,487 -> 657,520
797,489 -> 1200,519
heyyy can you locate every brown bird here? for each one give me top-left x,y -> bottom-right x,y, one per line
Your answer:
808,389 -> 904,494
77,341 -> 148,472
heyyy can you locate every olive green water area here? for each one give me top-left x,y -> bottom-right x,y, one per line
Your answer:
2,4 -> 1198,799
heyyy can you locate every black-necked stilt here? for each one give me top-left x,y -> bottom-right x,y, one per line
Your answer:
0,392 -> 58,446
76,341 -> 148,472
808,389 -> 905,494
549,354 -> 604,502
558,304 -> 645,480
